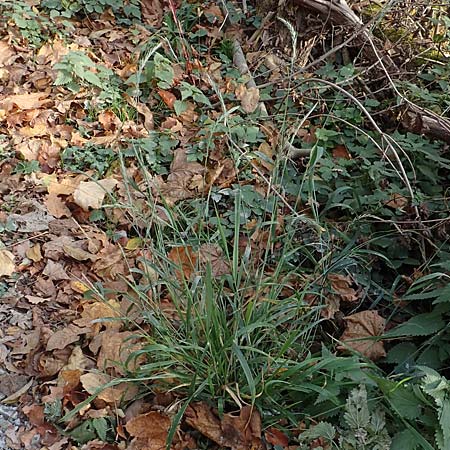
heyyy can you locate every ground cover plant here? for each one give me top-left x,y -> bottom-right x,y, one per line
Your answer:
0,0 -> 450,449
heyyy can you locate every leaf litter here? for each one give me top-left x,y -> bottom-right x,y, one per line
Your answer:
0,0 -> 410,448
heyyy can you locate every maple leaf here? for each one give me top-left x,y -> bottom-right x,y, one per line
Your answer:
339,310 -> 386,361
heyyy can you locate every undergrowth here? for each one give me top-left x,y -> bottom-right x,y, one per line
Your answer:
11,0 -> 449,448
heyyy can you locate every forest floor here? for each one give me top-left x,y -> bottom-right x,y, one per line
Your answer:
1,1 -> 450,449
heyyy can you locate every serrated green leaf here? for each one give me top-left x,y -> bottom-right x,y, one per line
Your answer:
439,400 -> 450,445
384,312 -> 445,337
391,429 -> 421,450
385,342 -> 417,364
81,70 -> 103,88
298,421 -> 336,442
343,385 -> 370,429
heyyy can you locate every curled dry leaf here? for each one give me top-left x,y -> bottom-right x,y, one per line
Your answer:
0,249 -> 15,277
328,273 -> 359,303
185,402 -> 262,450
73,178 -> 118,211
339,310 -> 386,361
235,85 -> 260,113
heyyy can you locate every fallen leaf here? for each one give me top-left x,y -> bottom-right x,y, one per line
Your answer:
9,206 -> 52,232
0,41 -> 15,65
339,310 -> 386,360
134,103 -> 154,131
46,174 -> 82,195
185,402 -> 262,450
198,244 -> 230,276
63,245 -> 97,262
265,427 -> 289,447
126,411 -> 170,441
386,193 -> 408,209
141,0 -> 164,26
235,85 -> 260,113
332,144 -> 352,159
45,193 -> 71,218
98,110 -> 122,132
157,89 -> 176,109
168,246 -> 197,280
42,260 -> 70,281
73,178 -> 118,211
0,249 -> 15,277
26,243 -> 43,262
46,324 -> 91,351
328,273 -> 358,303
0,91 -> 50,111
80,372 -> 138,403
96,330 -> 143,374
157,148 -> 206,206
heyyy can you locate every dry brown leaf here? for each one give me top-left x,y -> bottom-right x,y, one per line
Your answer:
63,245 -> 97,262
157,149 -> 206,206
328,273 -> 358,303
235,85 -> 260,113
96,330 -> 143,374
42,260 -> 70,281
198,244 -> 230,276
46,324 -> 91,351
321,295 -> 340,320
0,91 -> 50,111
0,41 -> 15,65
0,249 -> 15,277
185,402 -> 262,450
46,174 -> 84,195
135,103 -> 154,131
73,178 -> 118,211
126,411 -> 170,440
157,89 -> 176,109
386,193 -> 408,209
74,299 -> 122,335
332,145 -> 352,159
168,246 -> 197,281
25,243 -> 42,262
264,427 -> 289,448
80,372 -> 138,403
141,0 -> 164,26
45,193 -> 71,218
92,244 -> 126,279
339,310 -> 386,361
98,110 -> 122,132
